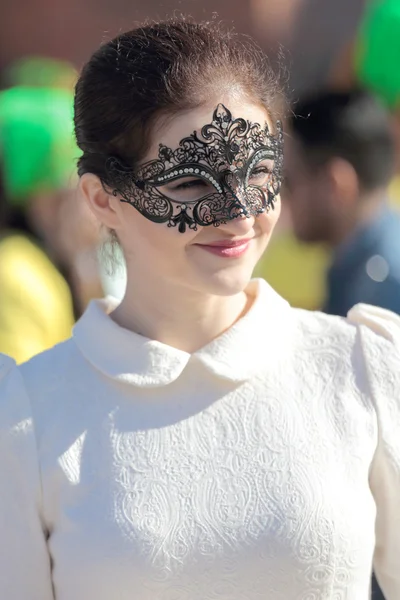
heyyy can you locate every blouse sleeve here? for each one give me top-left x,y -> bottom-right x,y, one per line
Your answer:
347,304 -> 400,599
0,354 -> 54,599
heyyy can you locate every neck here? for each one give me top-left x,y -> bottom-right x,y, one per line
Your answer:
110,268 -> 252,353
329,190 -> 386,248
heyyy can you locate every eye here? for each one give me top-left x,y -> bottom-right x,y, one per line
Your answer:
171,178 -> 208,191
249,165 -> 273,186
160,176 -> 216,202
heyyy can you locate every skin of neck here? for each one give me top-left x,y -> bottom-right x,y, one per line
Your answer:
328,188 -> 387,248
110,263 -> 253,353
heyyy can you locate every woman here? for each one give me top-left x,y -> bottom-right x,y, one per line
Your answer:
0,19 -> 399,600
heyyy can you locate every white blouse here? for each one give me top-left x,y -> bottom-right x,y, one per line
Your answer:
0,279 -> 399,600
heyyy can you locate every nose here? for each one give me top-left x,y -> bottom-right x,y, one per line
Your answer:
219,212 -> 256,236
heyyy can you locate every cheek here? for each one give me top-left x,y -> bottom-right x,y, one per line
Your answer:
118,204 -> 196,263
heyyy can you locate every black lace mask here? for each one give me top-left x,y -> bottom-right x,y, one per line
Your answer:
106,104 -> 284,233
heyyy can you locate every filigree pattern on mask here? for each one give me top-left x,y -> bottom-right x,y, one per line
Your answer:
106,104 -> 284,233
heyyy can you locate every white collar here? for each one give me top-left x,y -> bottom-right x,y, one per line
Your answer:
72,279 -> 291,388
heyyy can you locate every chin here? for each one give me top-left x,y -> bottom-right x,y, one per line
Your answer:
197,264 -> 255,297
186,235 -> 268,296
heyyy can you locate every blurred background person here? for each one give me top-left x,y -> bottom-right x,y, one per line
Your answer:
3,58 -> 128,302
2,57 -> 104,308
0,82 -> 101,363
285,90 -> 399,317
329,0 -> 400,192
254,0 -> 400,314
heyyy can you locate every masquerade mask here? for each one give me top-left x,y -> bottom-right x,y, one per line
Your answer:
106,104 -> 284,233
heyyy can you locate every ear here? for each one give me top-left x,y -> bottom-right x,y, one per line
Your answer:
325,158 -> 359,207
79,174 -> 121,230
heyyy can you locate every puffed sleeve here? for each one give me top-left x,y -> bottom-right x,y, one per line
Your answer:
0,354 -> 54,599
347,304 -> 400,599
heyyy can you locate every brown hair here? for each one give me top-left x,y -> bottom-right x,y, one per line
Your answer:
74,18 -> 286,184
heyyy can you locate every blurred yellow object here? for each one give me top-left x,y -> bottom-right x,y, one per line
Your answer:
389,175 -> 400,207
0,233 -> 74,363
254,232 -> 330,310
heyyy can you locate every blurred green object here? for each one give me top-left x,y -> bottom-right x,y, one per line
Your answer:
355,0 -> 400,108
4,56 -> 77,90
0,86 -> 79,205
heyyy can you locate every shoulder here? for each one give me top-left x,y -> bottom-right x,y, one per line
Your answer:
19,337 -> 77,396
19,334 -> 98,413
347,303 -> 400,371
0,353 -> 37,456
288,303 -> 400,366
0,353 -> 26,416
18,338 -> 87,439
290,306 -> 358,346
0,353 -> 16,380
284,306 -> 400,433
348,301 -> 400,328
347,303 -> 400,349
274,307 -> 362,381
347,304 -> 400,415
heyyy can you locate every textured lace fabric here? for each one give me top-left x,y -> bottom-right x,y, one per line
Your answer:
0,280 -> 399,600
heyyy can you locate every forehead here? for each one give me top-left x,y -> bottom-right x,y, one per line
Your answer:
144,97 -> 272,161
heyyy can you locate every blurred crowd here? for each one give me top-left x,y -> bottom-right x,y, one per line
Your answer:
0,57 -> 128,362
1,0 -> 400,374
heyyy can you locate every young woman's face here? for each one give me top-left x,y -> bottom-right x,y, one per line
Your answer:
112,96 -> 282,296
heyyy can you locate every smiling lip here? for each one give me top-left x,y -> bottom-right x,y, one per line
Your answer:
195,238 -> 253,258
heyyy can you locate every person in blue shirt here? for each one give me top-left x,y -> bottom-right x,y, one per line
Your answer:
285,90 -> 400,320
285,89 -> 397,600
